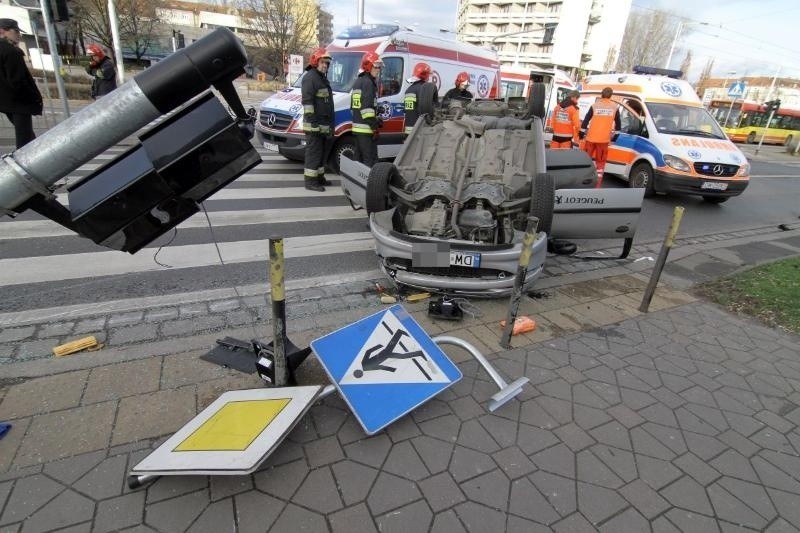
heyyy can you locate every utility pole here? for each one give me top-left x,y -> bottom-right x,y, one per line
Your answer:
108,0 -> 124,85
357,0 -> 364,25
38,0 -> 70,117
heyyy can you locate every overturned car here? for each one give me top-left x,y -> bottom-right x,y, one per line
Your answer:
340,99 -> 644,297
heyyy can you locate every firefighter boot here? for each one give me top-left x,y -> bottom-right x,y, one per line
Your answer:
318,175 -> 331,186
305,179 -> 325,192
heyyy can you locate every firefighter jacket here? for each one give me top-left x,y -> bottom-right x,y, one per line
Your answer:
442,88 -> 473,108
351,71 -> 379,135
301,68 -> 335,135
581,98 -> 621,144
403,80 -> 428,134
551,100 -> 581,143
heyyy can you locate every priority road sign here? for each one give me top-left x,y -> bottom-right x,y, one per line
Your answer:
311,304 -> 462,435
728,81 -> 746,98
130,387 -> 322,475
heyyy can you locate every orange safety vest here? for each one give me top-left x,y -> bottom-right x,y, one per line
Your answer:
585,99 -> 618,144
551,103 -> 580,140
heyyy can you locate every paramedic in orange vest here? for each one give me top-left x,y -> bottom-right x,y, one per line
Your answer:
550,90 -> 581,149
580,87 -> 620,187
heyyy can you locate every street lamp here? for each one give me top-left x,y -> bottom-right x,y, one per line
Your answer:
665,20 -> 708,69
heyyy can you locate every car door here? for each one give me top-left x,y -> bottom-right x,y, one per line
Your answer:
605,100 -> 648,178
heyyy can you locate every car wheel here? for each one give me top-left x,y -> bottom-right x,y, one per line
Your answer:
702,196 -> 728,204
746,131 -> 756,144
329,136 -> 355,173
366,162 -> 399,214
527,83 -> 546,120
529,172 -> 554,235
418,83 -> 437,117
629,162 -> 655,198
784,134 -> 793,147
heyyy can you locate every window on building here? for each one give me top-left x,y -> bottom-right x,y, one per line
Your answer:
549,2 -> 562,13
500,4 -> 510,13
540,44 -> 553,54
542,23 -> 557,44
497,24 -> 508,33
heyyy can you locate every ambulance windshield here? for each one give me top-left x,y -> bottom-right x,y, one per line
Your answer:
646,102 -> 727,139
291,52 -> 364,93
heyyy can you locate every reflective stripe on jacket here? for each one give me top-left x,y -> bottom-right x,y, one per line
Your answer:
551,102 -> 580,141
301,68 -> 334,134
584,99 -> 619,144
351,72 -> 378,135
403,81 -> 424,134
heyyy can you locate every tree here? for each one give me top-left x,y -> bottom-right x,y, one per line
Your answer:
616,8 -> 682,72
697,57 -> 714,88
236,0 -> 319,76
679,50 -> 692,80
71,0 -> 164,61
604,45 -> 617,72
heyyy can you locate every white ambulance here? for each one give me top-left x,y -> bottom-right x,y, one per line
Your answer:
255,24 -> 501,170
577,67 -> 750,203
500,66 -> 577,117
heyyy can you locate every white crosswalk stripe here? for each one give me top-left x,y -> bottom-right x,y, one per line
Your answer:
0,144 -> 377,311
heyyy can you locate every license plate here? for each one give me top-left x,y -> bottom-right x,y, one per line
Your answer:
701,181 -> 728,191
263,142 -> 279,152
450,251 -> 481,268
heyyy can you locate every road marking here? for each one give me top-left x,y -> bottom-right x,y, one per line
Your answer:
0,232 -> 374,286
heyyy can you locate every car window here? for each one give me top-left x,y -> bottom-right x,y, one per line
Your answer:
379,57 -> 403,97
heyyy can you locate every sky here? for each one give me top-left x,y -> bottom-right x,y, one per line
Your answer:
320,0 -> 800,81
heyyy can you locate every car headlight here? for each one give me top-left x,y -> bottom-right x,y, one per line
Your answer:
664,154 -> 691,172
736,162 -> 750,177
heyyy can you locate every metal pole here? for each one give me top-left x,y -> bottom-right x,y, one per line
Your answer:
357,0 -> 365,24
38,0 -> 69,117
755,66 -> 780,156
665,21 -> 682,69
723,96 -> 736,128
500,216 -> 539,348
754,108 -> 776,157
639,206 -> 685,313
29,20 -> 53,128
268,237 -> 288,386
108,0 -> 124,85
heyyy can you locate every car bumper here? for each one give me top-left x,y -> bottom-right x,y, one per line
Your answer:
370,209 -> 548,297
255,130 -> 305,160
654,170 -> 749,197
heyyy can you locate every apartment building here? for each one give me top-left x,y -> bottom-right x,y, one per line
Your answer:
456,0 -> 632,76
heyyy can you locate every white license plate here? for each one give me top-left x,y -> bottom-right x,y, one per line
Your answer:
263,142 -> 279,152
450,251 -> 481,268
701,181 -> 728,191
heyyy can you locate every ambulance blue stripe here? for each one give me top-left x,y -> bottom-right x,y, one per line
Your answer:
614,133 -> 665,167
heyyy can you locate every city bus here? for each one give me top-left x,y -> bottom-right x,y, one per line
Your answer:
708,99 -> 800,145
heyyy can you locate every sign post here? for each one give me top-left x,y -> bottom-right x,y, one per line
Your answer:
288,54 -> 304,85
723,81 -> 746,127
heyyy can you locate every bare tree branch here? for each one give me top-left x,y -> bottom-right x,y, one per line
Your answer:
71,0 -> 164,61
616,9 -> 683,72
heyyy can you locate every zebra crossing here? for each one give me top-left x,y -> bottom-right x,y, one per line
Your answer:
0,145 -> 381,314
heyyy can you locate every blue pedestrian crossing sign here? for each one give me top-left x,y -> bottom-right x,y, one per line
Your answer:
728,81 -> 746,98
311,305 -> 462,435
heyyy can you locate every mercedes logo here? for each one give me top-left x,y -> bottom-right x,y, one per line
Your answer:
265,113 -> 277,127
712,164 -> 724,176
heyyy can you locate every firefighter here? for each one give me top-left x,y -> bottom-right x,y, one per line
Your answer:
301,47 -> 335,192
580,87 -> 620,187
403,62 -> 437,136
442,71 -> 473,108
550,90 -> 581,149
350,52 -> 383,167
85,44 -> 117,99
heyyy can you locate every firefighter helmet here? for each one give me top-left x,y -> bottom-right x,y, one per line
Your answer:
455,71 -> 470,87
86,44 -> 105,58
412,62 -> 432,81
361,52 -> 383,72
308,47 -> 332,68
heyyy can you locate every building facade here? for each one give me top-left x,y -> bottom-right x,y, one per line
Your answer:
456,0 -> 632,76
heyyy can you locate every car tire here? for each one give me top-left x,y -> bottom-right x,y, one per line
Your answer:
746,131 -> 756,144
418,83 -> 437,117
527,83 -> 547,120
629,161 -> 655,198
784,134 -> 793,147
366,162 -> 398,214
329,136 -> 355,173
529,172 -> 555,235
702,196 -> 729,204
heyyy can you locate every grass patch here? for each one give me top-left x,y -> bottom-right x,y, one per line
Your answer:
696,257 -> 800,334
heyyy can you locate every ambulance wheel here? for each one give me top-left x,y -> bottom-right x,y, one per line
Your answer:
746,132 -> 756,144
528,83 -> 547,120
529,172 -> 554,235
330,136 -> 356,173
630,162 -> 655,198
366,162 -> 399,214
702,196 -> 728,204
418,83 -> 437,117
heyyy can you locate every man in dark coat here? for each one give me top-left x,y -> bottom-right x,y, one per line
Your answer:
85,43 -> 117,98
0,18 -> 43,149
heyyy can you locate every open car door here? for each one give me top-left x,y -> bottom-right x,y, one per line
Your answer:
550,188 -> 645,259
339,155 -> 370,209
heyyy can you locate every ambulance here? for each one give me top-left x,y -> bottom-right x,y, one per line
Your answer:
255,24 -> 501,169
500,66 -> 577,118
577,67 -> 750,203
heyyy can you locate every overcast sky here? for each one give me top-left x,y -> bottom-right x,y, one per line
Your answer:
321,0 -> 800,80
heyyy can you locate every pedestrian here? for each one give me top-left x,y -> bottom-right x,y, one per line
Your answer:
301,47 -> 334,192
580,86 -> 620,187
442,71 -> 473,108
550,90 -> 581,149
403,62 -> 437,136
350,52 -> 383,167
0,18 -> 43,149
85,44 -> 117,99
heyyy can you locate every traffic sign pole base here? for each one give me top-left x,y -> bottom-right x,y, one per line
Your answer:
489,376 -> 531,412
254,338 -> 311,386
